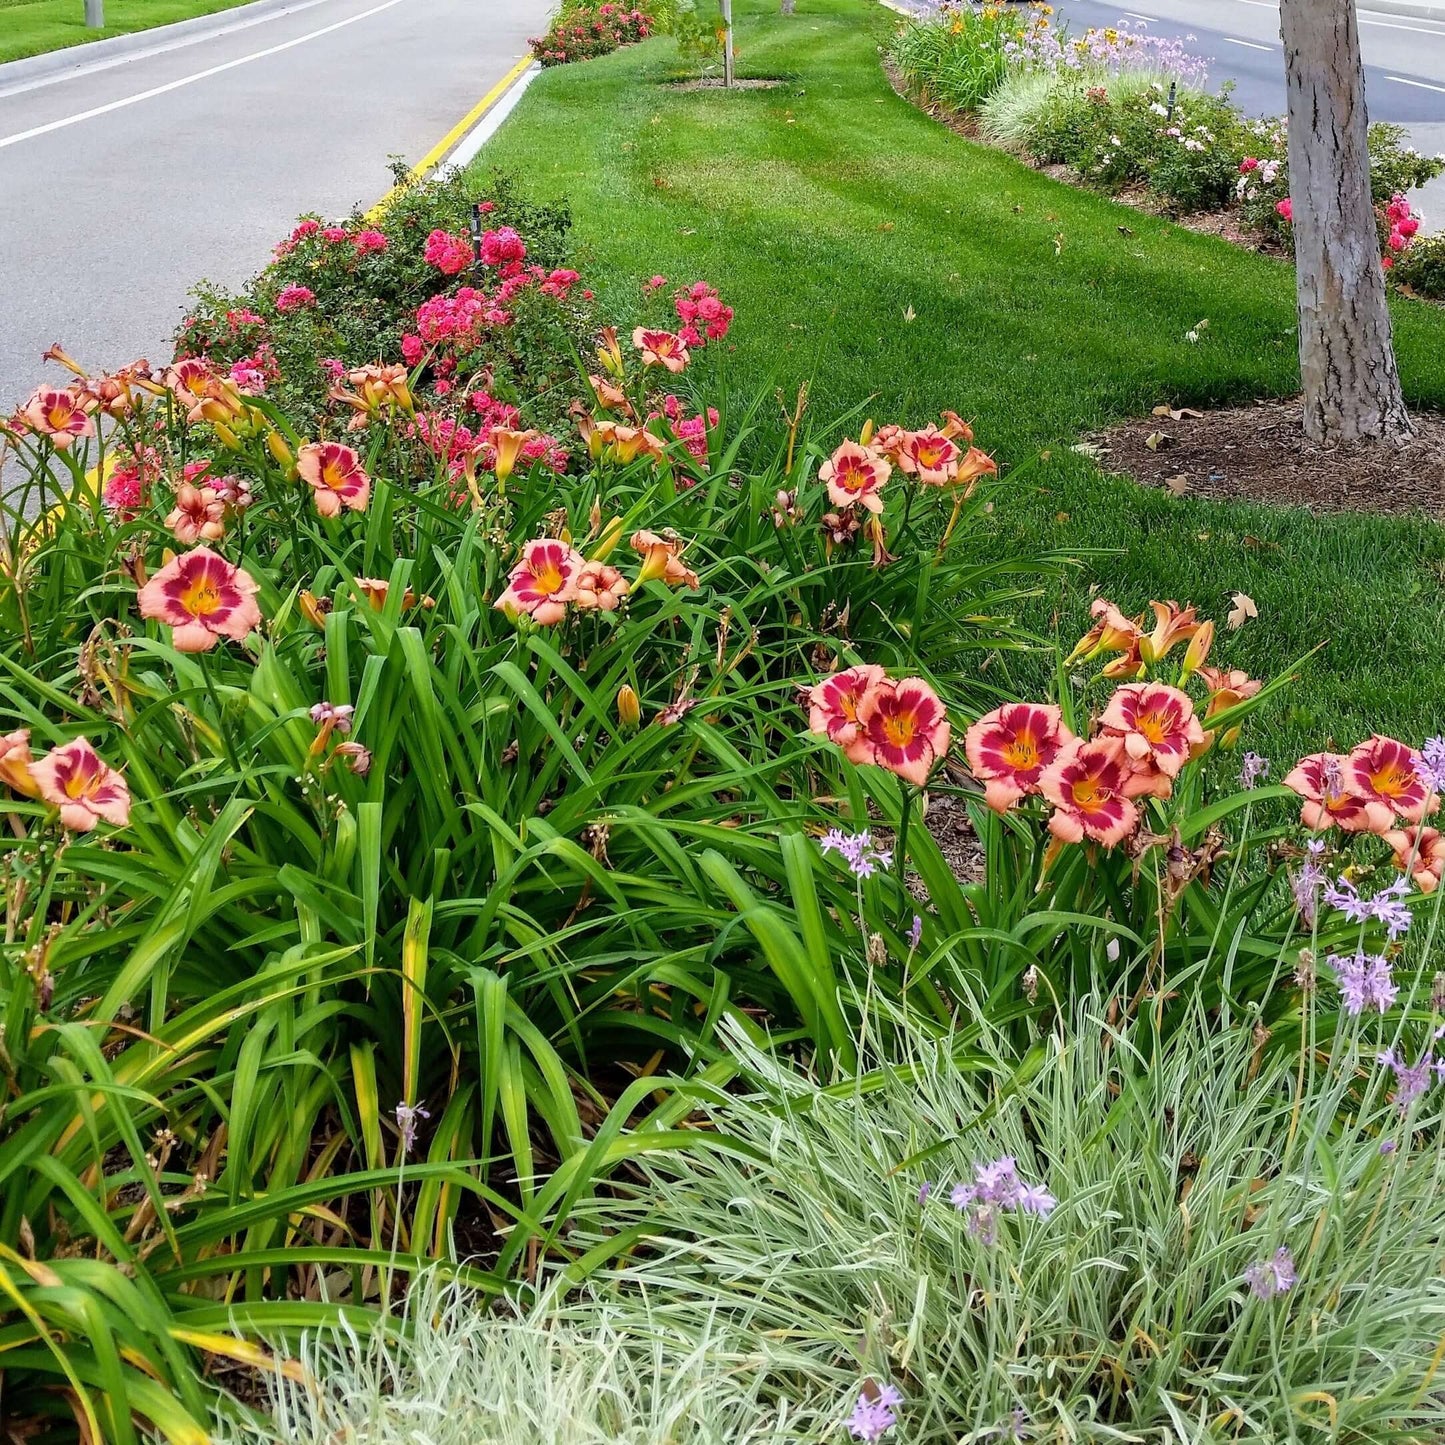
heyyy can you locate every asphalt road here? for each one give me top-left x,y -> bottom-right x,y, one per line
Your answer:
1049,0 -> 1445,220
0,0 -> 549,409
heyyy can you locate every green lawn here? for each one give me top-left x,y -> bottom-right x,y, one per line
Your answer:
0,0 -> 252,63
475,0 -> 1445,764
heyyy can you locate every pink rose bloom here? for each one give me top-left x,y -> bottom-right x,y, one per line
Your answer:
1275,198 -> 1293,223
276,285 -> 317,312
423,229 -> 474,276
354,228 -> 389,254
479,227 -> 526,266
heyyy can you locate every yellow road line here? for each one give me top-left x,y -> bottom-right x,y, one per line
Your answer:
362,53 -> 534,221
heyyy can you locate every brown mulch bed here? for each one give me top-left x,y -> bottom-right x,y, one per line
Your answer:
664,77 -> 785,91
1089,399 -> 1445,516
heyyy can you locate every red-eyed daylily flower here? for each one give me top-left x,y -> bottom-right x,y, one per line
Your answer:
164,359 -> 248,428
897,427 -> 961,485
808,664 -> 888,753
964,702 -> 1074,813
18,387 -> 95,449
29,738 -> 131,832
1283,752 -> 1389,834
298,442 -> 370,518
631,530 -> 700,589
819,440 -> 890,515
1099,682 -> 1206,780
137,546 -> 262,652
1065,598 -> 1144,673
495,538 -> 586,625
0,730 -> 40,798
854,676 -> 952,787
573,560 -> 630,611
489,427 -> 539,484
1138,601 -> 1203,666
1344,734 -> 1436,823
165,483 -> 226,545
1038,738 -> 1140,848
591,421 -> 667,466
1384,826 -> 1445,894
632,327 -> 690,373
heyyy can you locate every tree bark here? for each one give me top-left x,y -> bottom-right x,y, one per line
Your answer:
780,0 -> 795,14
1279,0 -> 1412,443
721,0 -> 735,86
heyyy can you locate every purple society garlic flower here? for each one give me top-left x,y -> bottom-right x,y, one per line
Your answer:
1417,736 -> 1445,795
950,1155 -> 1055,1244
846,1383 -> 903,1443
394,1099 -> 431,1156
1379,1047 -> 1437,1109
907,914 -> 924,951
1244,1245 -> 1297,1300
1331,951 -> 1398,1017
1322,875 -> 1414,940
1239,751 -> 1269,789
819,828 -> 893,880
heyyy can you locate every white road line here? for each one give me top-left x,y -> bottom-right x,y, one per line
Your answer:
1224,36 -> 1273,51
1387,74 -> 1445,93
0,0 -> 407,149
1122,11 -> 1154,22
1231,0 -> 1275,8
0,0 -> 343,101
1359,17 -> 1445,36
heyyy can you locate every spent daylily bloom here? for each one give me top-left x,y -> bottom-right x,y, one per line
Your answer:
495,538 -> 586,625
896,426 -> 961,485
165,483 -> 226,544
939,409 -> 975,442
1138,600 -> 1203,666
632,327 -> 690,373
631,530 -> 700,589
964,702 -> 1074,813
819,440 -> 890,514
1283,752 -> 1388,834
489,426 -> 539,484
854,676 -> 952,787
137,546 -> 262,652
588,373 -> 633,415
808,664 -> 888,753
1039,738 -> 1139,847
298,441 -> 370,518
29,738 -> 131,832
572,560 -> 630,611
1344,735 -> 1436,824
0,730 -> 40,798
1384,826 -> 1445,894
19,387 -> 95,449
352,577 -> 417,611
1098,682 -> 1206,780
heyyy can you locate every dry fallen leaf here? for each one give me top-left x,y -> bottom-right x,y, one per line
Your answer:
1163,474 -> 1190,496
902,304 -> 916,322
1227,591 -> 1259,629
1151,404 -> 1174,417
1072,441 -> 1105,458
1117,225 -> 1135,237
1144,431 -> 1168,452
1053,233 -> 1065,255
879,222 -> 895,232
1055,511 -> 1070,523
1152,405 -> 1205,421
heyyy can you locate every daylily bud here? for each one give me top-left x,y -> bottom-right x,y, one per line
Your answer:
1181,619 -> 1214,679
266,430 -> 295,470
211,422 -> 240,451
596,326 -> 624,379
859,418 -> 876,447
592,514 -> 624,562
616,684 -> 641,729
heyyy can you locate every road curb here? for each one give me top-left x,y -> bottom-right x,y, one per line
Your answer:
363,56 -> 539,219
0,0 -> 334,92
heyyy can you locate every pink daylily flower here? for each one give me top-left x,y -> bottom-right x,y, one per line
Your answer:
632,328 -> 690,373
495,538 -> 586,625
1038,739 -> 1139,848
1098,682 -> 1206,780
165,483 -> 226,544
1344,734 -> 1436,824
137,546 -> 262,652
808,664 -> 888,754
29,738 -> 131,832
19,387 -> 95,449
298,442 -> 371,517
854,676 -> 952,787
1283,752 -> 1388,834
1384,826 -> 1445,894
964,702 -> 1074,814
819,440 -> 890,514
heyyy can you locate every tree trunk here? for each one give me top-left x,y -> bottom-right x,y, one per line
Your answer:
1279,0 -> 1412,443
780,0 -> 795,14
721,0 -> 735,87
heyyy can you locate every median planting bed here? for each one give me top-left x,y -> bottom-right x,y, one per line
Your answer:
4,1 -> 1445,1441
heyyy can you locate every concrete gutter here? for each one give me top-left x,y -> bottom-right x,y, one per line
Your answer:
0,0 -> 338,95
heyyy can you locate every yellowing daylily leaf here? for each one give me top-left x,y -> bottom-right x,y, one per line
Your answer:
169,1328 -> 309,1384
